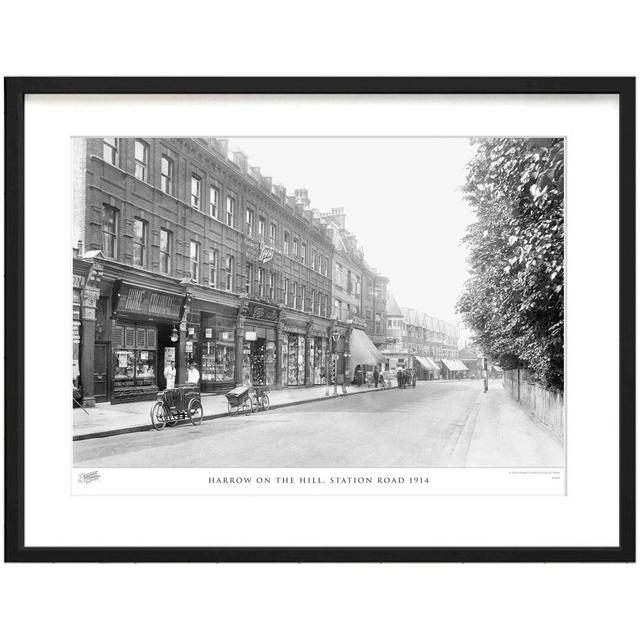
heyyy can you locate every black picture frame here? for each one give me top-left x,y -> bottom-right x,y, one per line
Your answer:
4,77 -> 635,563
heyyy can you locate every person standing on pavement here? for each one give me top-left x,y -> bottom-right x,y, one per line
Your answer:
164,361 -> 177,390
187,362 -> 200,385
396,366 -> 403,388
373,366 -> 380,388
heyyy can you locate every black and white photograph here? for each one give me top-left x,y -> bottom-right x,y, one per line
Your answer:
8,76 -> 632,562
71,135 -> 565,479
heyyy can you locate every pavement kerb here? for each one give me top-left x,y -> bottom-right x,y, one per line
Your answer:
73,384 -> 401,441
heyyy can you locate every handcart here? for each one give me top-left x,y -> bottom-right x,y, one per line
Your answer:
150,384 -> 203,430
225,386 -> 254,416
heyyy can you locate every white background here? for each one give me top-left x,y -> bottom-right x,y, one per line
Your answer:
27,94 -> 608,546
1,1 -> 638,639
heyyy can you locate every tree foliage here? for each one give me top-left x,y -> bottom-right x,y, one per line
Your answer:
457,137 -> 564,391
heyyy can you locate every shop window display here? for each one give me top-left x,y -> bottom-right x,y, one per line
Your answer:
281,338 -> 289,386
312,337 -> 329,385
287,334 -> 306,386
265,341 -> 276,385
201,330 -> 236,384
112,323 -> 158,392
135,350 -> 156,385
114,350 -> 135,381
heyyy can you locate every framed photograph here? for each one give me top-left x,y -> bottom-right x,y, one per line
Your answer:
5,77 -> 635,562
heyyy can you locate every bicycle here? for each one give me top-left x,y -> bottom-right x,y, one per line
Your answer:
251,385 -> 270,412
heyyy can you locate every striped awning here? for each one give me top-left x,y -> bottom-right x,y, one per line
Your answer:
441,359 -> 469,372
415,356 -> 439,371
349,329 -> 386,366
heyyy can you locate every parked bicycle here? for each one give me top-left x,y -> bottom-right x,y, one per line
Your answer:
251,385 -> 270,412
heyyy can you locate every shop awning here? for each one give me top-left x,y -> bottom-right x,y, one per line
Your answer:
415,356 -> 439,371
349,329 -> 386,366
441,359 -> 469,372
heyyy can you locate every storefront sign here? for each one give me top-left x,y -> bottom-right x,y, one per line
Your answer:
116,284 -> 182,321
244,237 -> 280,264
245,331 -> 257,341
351,316 -> 367,330
282,325 -> 305,334
259,241 -> 275,264
186,341 -> 193,353
164,347 -> 175,364
242,302 -> 278,321
205,328 -> 213,339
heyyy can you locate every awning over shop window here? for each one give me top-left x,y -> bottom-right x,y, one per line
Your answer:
415,356 -> 439,371
349,329 -> 386,366
441,359 -> 469,372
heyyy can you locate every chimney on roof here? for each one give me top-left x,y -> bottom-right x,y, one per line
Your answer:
233,150 -> 248,173
294,188 -> 310,208
329,207 -> 346,229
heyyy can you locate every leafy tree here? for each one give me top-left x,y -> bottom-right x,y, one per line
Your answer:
457,137 -> 564,391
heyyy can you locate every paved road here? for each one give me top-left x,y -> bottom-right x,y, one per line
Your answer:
73,380 -> 564,468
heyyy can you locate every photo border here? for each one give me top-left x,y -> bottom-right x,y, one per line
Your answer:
4,76 -> 635,562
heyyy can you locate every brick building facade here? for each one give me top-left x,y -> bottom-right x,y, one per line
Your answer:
72,137 -> 336,405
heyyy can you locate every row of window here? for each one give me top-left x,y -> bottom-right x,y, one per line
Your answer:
103,138 -> 331,276
334,263 -> 361,295
365,310 -> 384,335
101,204 -> 332,308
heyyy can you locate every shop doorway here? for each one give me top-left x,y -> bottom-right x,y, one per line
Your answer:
93,343 -> 109,403
250,338 -> 266,385
157,323 -> 175,390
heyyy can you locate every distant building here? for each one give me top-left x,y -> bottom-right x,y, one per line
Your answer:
315,207 -> 387,385
458,346 -> 482,378
381,293 -> 465,380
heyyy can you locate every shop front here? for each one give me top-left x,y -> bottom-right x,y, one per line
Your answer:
414,355 -> 439,380
198,306 -> 238,393
240,301 -> 279,387
243,324 -> 277,386
440,358 -> 469,380
308,331 -> 330,385
282,327 -> 307,387
109,281 -> 185,404
72,273 -> 84,396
